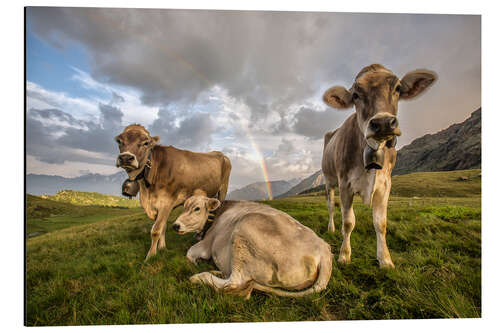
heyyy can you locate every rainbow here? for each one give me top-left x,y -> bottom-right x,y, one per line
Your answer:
246,133 -> 273,200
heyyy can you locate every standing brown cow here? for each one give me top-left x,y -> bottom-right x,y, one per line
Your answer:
115,124 -> 232,260
321,64 -> 437,268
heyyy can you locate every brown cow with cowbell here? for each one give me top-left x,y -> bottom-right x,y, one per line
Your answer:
115,124 -> 232,261
321,64 -> 437,268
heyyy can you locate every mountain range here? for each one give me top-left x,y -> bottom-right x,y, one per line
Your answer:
26,172 -> 128,196
227,179 -> 300,201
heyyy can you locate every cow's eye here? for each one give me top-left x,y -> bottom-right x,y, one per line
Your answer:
352,92 -> 359,100
395,85 -> 401,93
116,139 -> 122,145
194,207 -> 200,212
143,141 -> 149,147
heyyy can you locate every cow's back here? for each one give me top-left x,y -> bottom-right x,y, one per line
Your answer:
147,146 -> 228,199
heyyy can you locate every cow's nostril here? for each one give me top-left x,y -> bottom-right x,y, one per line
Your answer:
172,224 -> 180,232
370,120 -> 380,132
389,117 -> 398,129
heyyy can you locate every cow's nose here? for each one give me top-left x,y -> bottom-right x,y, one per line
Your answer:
172,223 -> 180,232
369,117 -> 398,133
119,154 -> 134,163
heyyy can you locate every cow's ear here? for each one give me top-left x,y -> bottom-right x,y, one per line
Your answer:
207,198 -> 221,211
151,136 -> 160,145
400,69 -> 437,100
323,86 -> 353,109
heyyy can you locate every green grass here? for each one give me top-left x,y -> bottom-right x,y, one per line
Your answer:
26,170 -> 481,325
302,169 -> 481,198
41,190 -> 141,208
26,194 -> 143,237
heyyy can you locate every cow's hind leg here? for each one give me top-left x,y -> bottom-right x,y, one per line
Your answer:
190,271 -> 253,299
338,186 -> 355,264
146,200 -> 174,261
326,182 -> 336,233
372,182 -> 394,268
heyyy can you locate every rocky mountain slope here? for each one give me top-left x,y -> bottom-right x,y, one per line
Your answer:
276,170 -> 325,198
392,108 -> 481,175
227,179 -> 300,200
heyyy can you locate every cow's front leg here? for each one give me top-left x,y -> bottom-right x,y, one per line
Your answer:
372,183 -> 394,268
325,181 -> 336,233
338,186 -> 355,264
186,241 -> 211,265
146,201 -> 174,261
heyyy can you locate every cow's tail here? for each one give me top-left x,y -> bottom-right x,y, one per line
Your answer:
251,248 -> 332,298
218,155 -> 232,202
323,129 -> 337,151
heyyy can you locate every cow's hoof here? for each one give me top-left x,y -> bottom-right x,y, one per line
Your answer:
190,272 -> 209,284
379,260 -> 395,269
337,256 -> 351,265
144,251 -> 156,262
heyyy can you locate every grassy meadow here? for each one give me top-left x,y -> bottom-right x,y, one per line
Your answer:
25,169 -> 481,325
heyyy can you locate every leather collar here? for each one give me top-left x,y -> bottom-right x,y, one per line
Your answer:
133,148 -> 153,187
196,211 -> 217,240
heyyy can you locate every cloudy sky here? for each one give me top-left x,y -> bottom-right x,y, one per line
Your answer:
26,7 -> 480,190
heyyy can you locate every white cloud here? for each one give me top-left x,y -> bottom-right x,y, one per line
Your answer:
26,81 -> 99,119
70,67 -> 159,126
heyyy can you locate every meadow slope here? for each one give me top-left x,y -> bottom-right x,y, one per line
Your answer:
26,170 -> 481,325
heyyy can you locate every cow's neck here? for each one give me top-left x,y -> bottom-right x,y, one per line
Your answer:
350,113 -> 369,153
126,147 -> 154,184
197,201 -> 234,240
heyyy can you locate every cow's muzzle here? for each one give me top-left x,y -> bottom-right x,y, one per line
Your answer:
366,115 -> 402,141
172,222 -> 186,235
116,152 -> 139,169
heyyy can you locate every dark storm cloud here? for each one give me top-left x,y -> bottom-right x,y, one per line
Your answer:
27,104 -> 123,164
111,91 -> 125,104
148,108 -> 215,150
292,107 -> 350,140
55,103 -> 123,155
27,101 -> 217,166
27,8 -> 480,145
27,109 -> 109,164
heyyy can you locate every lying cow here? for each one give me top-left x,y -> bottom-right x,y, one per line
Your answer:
172,196 -> 333,298
115,124 -> 232,260
321,64 -> 437,268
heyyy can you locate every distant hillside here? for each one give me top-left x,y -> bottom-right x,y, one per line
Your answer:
277,170 -> 325,198
41,190 -> 140,208
393,108 -> 481,175
26,171 -> 127,196
228,179 -> 299,200
26,194 -> 142,237
298,169 -> 481,198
